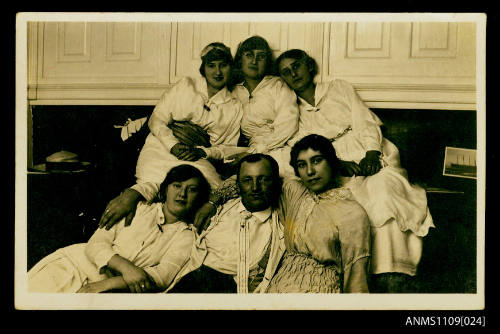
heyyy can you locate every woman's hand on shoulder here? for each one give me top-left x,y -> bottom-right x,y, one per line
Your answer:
98,188 -> 142,230
338,160 -> 361,177
193,201 -> 217,233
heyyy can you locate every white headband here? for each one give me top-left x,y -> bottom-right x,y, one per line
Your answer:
200,45 -> 231,58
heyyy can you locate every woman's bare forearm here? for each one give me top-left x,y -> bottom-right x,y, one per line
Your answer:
100,276 -> 129,291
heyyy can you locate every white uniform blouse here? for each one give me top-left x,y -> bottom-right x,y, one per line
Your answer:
131,77 -> 244,201
293,79 -> 384,163
232,76 -> 299,154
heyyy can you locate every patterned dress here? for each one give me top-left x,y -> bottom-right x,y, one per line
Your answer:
266,179 -> 371,293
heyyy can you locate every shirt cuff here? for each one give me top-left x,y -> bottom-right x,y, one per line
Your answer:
249,143 -> 269,154
363,141 -> 382,153
156,128 -> 179,153
142,267 -> 164,288
199,146 -> 223,160
130,183 -> 159,202
94,249 -> 119,272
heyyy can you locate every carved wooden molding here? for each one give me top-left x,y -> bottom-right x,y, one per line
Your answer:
29,81 -> 476,110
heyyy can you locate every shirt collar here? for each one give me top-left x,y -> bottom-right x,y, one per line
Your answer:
297,81 -> 329,111
156,203 -> 167,226
195,76 -> 233,104
235,75 -> 275,90
157,203 -> 189,227
298,180 -> 351,203
236,198 -> 272,223
314,81 -> 330,104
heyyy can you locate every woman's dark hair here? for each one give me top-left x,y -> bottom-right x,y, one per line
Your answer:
231,35 -> 277,85
199,42 -> 234,89
236,153 -> 282,208
290,134 -> 339,178
276,49 -> 319,79
154,164 -> 211,212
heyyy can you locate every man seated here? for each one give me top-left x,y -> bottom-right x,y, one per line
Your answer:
167,153 -> 285,293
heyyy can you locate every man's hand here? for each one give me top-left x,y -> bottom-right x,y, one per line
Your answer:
193,202 -> 217,233
359,150 -> 382,176
169,121 -> 211,148
98,188 -> 142,230
338,160 -> 361,177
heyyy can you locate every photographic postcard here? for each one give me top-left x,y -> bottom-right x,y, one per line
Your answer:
443,147 -> 477,179
15,12 -> 486,312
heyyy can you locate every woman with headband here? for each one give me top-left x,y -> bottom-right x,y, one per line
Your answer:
98,42 -> 245,230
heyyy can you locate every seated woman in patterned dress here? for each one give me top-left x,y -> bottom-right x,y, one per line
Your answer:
28,165 -> 209,293
265,134 -> 371,293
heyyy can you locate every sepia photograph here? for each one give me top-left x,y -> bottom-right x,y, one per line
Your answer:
443,146 -> 477,179
15,12 -> 486,311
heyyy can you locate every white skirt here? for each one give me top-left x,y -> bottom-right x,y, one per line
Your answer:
329,134 -> 435,275
28,244 -> 106,293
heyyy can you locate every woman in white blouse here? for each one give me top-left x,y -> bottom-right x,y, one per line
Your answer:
98,42 -> 244,230
275,49 -> 435,291
28,165 -> 209,293
230,36 -> 300,177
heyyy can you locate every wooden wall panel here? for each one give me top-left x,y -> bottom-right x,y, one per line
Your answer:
347,22 -> 391,58
105,22 -> 142,61
27,20 -> 477,109
170,22 -> 323,83
56,22 -> 91,63
411,22 -> 458,58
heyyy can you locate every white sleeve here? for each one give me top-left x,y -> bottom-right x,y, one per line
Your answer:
130,182 -> 159,203
148,77 -> 204,153
148,81 -> 184,153
143,228 -> 195,290
85,222 -> 123,272
251,79 -> 299,153
341,80 -> 383,152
